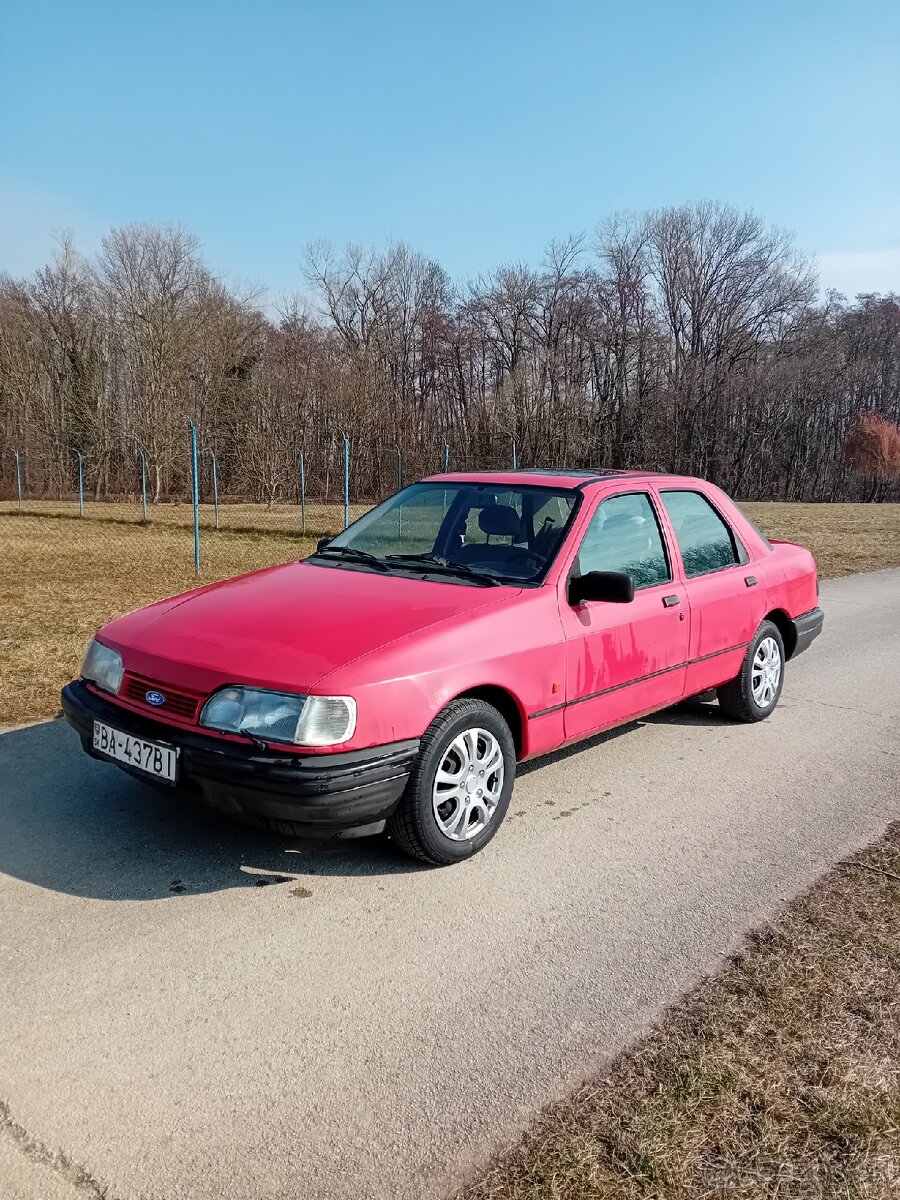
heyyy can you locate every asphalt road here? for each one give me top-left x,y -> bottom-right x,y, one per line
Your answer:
1,568 -> 899,1200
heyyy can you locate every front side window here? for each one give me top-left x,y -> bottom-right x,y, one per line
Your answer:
316,482 -> 579,583
660,490 -> 741,577
576,492 -> 670,588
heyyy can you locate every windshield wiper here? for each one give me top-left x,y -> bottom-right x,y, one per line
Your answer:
384,553 -> 501,586
313,545 -> 389,571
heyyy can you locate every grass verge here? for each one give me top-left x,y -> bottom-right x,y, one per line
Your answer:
458,824 -> 900,1200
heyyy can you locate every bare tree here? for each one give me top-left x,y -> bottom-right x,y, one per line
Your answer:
2,210 -> 899,508
93,224 -> 209,500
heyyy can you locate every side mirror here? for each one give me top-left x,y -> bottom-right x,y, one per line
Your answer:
316,536 -> 331,552
568,570 -> 635,606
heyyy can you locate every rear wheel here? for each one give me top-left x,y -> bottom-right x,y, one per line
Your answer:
717,619 -> 785,722
387,698 -> 516,865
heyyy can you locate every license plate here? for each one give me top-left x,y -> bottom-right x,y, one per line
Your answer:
92,720 -> 179,783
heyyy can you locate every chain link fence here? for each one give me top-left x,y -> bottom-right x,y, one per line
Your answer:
0,434 -> 533,579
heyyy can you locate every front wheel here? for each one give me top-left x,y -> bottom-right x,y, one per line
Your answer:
387,698 -> 516,865
717,620 -> 785,722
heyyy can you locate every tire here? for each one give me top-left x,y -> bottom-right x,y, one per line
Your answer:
717,619 -> 785,723
387,698 -> 516,865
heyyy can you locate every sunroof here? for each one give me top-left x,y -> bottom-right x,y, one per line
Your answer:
508,467 -> 632,478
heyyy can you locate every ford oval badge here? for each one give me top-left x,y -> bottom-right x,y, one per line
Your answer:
145,690 -> 166,706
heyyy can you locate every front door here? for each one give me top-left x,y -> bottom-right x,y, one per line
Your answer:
560,490 -> 690,742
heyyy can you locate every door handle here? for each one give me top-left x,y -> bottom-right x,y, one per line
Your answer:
745,576 -> 758,587
662,594 -> 680,607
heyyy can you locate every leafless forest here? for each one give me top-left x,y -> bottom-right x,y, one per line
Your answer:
2,201 -> 899,506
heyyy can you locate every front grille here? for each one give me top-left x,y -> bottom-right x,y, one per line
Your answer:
121,673 -> 204,722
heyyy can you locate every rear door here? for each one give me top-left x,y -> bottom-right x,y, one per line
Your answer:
560,490 -> 690,742
657,488 -> 765,695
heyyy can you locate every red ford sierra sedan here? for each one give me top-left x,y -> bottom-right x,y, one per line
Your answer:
62,470 -> 823,865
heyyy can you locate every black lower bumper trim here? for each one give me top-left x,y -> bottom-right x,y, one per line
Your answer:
61,680 -> 418,836
791,606 -> 824,658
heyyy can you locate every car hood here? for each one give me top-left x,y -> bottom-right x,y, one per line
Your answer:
99,561 -> 515,696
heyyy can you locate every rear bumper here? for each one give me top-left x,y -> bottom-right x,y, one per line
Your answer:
791,606 -> 824,658
61,680 -> 418,837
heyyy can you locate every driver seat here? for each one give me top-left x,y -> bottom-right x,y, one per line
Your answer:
455,504 -> 525,568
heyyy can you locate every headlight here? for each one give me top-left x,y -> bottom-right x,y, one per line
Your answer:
199,687 -> 356,747
81,639 -> 124,695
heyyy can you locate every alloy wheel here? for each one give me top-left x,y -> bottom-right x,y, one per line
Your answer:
751,636 -> 782,708
432,727 -> 505,841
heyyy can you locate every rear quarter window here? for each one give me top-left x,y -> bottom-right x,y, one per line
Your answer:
735,505 -> 774,551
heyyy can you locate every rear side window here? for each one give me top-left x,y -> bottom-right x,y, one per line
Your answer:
576,492 -> 670,588
660,490 -> 740,577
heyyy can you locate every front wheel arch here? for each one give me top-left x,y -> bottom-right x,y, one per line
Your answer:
447,684 -> 525,759
387,696 -> 517,864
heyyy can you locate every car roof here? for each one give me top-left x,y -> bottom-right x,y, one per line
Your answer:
421,468 -> 678,491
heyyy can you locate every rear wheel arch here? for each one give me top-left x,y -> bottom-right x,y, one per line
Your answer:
717,618 -> 785,722
763,608 -> 797,659
449,685 -> 525,758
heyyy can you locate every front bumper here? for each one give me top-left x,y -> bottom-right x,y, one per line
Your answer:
791,606 -> 824,658
61,680 -> 418,837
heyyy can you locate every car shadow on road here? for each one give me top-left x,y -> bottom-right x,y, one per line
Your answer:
1,699 -> 733,901
0,719 -> 425,902
641,697 -> 733,729
517,698 -> 730,778
517,720 -> 640,776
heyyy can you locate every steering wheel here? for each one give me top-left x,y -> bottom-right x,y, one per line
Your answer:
505,546 -> 545,569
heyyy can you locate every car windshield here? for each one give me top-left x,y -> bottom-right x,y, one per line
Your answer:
314,481 -> 579,583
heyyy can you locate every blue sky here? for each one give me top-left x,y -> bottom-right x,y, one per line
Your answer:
2,0 -> 899,301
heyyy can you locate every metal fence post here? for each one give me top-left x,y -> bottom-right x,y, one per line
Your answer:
190,424 -> 201,574
301,452 -> 307,533
443,442 -> 450,473
210,451 -> 219,530
140,451 -> 148,521
75,451 -> 84,517
396,446 -> 403,536
512,438 -> 517,470
343,436 -> 350,530
13,450 -> 22,508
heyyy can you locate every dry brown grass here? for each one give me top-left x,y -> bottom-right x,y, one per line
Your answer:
0,512 -> 322,727
743,503 -> 900,579
2,502 -> 899,728
458,826 -> 900,1200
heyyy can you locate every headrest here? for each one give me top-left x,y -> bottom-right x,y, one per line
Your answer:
479,504 -> 521,538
